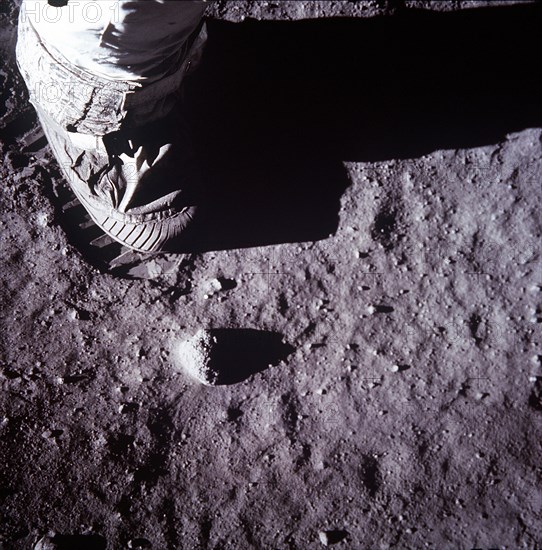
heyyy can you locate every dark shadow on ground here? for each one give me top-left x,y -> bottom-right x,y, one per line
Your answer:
180,3 -> 542,252
35,534 -> 107,550
209,329 -> 294,385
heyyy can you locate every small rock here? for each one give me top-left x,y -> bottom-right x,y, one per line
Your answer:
35,212 -> 50,227
209,278 -> 222,292
203,278 -> 231,299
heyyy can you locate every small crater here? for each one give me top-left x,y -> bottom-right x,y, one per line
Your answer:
62,374 -> 90,384
227,407 -> 243,422
318,529 -> 348,546
200,518 -> 212,544
107,434 -> 135,457
1,367 -> 21,380
278,292 -> 289,315
371,204 -> 400,250
528,378 -> 542,411
393,364 -> 410,372
216,277 -> 237,291
468,313 -> 483,344
309,343 -> 327,349
361,455 -> 381,497
120,402 -> 139,414
374,305 -> 394,314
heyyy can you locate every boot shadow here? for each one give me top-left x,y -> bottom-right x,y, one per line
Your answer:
179,3 -> 542,252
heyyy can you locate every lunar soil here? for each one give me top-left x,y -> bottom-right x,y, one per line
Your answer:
0,1 -> 541,549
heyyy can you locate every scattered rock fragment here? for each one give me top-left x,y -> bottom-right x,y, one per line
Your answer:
35,211 -> 50,227
202,277 -> 237,298
208,278 -> 222,292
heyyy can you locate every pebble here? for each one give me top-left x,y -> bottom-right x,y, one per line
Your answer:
36,212 -> 49,227
210,278 -> 222,291
203,278 -> 226,299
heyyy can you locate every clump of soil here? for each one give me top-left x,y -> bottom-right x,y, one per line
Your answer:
174,329 -> 220,385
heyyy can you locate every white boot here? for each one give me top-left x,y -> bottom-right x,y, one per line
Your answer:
17,1 -> 208,252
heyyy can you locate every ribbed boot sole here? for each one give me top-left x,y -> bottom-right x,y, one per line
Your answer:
56,182 -> 188,279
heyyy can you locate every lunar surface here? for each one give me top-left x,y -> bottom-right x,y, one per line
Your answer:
0,1 -> 541,549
